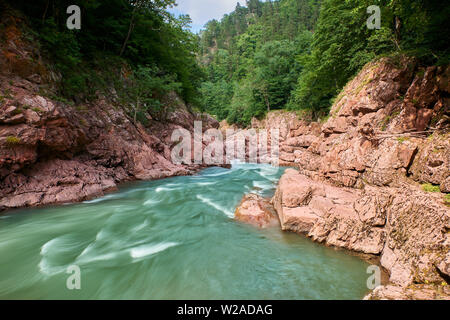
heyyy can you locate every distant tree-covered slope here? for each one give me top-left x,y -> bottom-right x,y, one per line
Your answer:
198,0 -> 321,126
199,0 -> 449,126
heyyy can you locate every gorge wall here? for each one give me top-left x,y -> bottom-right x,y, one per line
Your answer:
236,57 -> 450,299
0,14 -> 220,211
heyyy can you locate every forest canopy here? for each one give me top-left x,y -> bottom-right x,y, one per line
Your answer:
198,0 -> 450,126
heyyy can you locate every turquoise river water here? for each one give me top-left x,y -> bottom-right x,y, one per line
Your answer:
0,163 -> 370,299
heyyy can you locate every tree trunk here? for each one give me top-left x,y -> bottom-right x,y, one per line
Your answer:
393,16 -> 402,51
134,97 -> 140,124
120,5 -> 138,57
42,0 -> 50,24
264,94 -> 270,112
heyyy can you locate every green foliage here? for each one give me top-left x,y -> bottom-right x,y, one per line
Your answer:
8,0 -> 202,107
291,0 -> 450,114
253,40 -> 301,110
444,194 -> 450,207
228,79 -> 263,127
199,80 -> 233,119
7,0 -> 448,127
11,108 -> 23,115
38,17 -> 84,97
396,137 -> 409,144
119,66 -> 181,123
199,0 -> 319,125
199,0 -> 449,125
421,183 -> 441,193
290,0 -> 385,114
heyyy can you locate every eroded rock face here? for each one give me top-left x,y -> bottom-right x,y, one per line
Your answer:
272,169 -> 449,296
273,169 -> 386,255
273,169 -> 321,234
0,78 -> 220,211
252,111 -> 302,142
1,159 -> 119,208
0,9 -> 227,211
409,134 -> 450,192
381,190 -> 449,286
234,193 -> 279,228
364,284 -> 450,300
244,58 -> 450,299
256,58 -> 449,193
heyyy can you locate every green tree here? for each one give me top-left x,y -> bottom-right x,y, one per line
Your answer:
252,40 -> 301,112
7,0 -> 203,106
121,66 -> 181,123
120,0 -> 175,56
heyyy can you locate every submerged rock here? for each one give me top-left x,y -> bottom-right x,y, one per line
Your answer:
234,193 -> 279,228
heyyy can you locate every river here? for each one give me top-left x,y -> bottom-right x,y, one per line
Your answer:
0,163 -> 370,299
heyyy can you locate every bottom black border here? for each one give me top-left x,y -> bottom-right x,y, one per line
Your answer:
1,300 -> 446,318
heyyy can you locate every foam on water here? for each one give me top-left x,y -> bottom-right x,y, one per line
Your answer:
155,184 -> 184,193
130,242 -> 179,259
143,198 -> 161,206
40,238 -> 60,256
196,195 -> 234,218
252,180 -> 274,191
83,195 -> 115,204
38,258 -> 67,276
76,252 -> 121,265
200,170 -> 230,177
132,219 -> 149,232
192,182 -> 216,186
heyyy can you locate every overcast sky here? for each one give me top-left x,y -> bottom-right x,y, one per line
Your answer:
169,0 -> 242,33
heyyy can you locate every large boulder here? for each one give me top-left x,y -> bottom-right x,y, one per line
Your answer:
272,169 -> 450,294
234,193 -> 279,228
272,169 -> 387,254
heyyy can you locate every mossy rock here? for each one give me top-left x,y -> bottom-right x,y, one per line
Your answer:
421,183 -> 441,193
5,136 -> 21,146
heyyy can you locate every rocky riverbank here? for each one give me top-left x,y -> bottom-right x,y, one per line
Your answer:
0,12 -> 222,211
0,84 -> 220,210
235,57 -> 450,299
